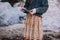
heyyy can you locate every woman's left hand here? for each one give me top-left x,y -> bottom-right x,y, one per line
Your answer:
29,8 -> 36,15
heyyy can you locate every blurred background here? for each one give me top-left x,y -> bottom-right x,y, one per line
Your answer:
0,0 -> 60,40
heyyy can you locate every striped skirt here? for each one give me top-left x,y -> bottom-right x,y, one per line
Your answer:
24,14 -> 43,40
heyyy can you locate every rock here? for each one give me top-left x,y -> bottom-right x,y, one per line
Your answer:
1,0 -> 26,6
0,2 -> 26,26
43,0 -> 60,32
0,24 -> 25,39
0,2 -> 12,12
13,0 -> 26,7
43,30 -> 60,40
0,0 -> 1,1
13,2 -> 25,7
1,0 -> 19,6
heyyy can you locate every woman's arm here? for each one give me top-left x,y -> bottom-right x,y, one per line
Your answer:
36,0 -> 49,14
24,0 -> 29,8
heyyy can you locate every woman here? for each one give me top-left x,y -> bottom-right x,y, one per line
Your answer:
21,0 -> 49,40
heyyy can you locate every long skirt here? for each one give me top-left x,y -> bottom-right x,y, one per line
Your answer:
24,14 -> 43,40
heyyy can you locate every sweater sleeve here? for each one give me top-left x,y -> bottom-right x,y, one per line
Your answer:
36,0 -> 49,14
24,0 -> 29,8
24,0 -> 29,13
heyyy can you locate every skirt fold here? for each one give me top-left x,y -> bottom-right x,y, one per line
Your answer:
24,14 -> 43,40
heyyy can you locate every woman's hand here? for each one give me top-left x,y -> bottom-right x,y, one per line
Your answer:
20,7 -> 26,11
29,8 -> 36,15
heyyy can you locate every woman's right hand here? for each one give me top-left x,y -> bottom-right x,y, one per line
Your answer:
20,7 -> 26,11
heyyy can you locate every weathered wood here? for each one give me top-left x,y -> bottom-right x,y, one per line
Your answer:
24,14 -> 43,40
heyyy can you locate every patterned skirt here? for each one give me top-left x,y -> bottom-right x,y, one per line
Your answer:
24,14 -> 43,40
